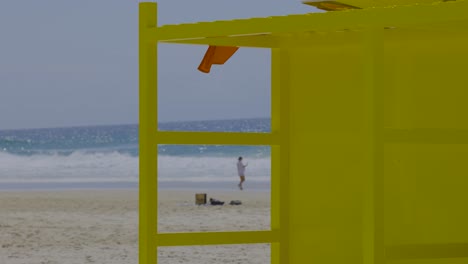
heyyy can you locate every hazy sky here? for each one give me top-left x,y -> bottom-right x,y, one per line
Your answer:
0,0 -> 316,130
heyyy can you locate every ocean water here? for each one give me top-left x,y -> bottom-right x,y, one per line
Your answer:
0,118 -> 271,190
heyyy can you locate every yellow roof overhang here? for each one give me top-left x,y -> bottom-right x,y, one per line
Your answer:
151,0 -> 468,48
303,0 -> 452,10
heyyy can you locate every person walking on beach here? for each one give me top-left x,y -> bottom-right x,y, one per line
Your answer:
237,156 -> 248,190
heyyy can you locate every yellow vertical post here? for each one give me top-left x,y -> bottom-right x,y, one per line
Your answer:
362,27 -> 385,264
272,48 -> 291,264
371,29 -> 385,264
139,3 -> 157,264
271,49 -> 280,264
277,48 -> 291,264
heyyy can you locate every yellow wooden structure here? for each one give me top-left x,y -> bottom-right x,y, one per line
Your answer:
139,1 -> 468,263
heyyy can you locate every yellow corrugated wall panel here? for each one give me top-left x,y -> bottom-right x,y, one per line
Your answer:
283,26 -> 468,263
287,41 -> 370,264
383,31 -> 468,255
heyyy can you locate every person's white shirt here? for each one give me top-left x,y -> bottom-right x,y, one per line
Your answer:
237,160 -> 247,176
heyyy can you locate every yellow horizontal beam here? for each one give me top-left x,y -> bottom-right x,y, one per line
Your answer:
153,0 -> 468,42
155,131 -> 279,145
163,25 -> 468,48
156,230 -> 279,247
162,31 -> 364,49
162,34 -> 281,48
384,128 -> 468,144
386,243 -> 468,260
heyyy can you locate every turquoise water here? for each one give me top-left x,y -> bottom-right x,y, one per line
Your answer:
0,118 -> 271,190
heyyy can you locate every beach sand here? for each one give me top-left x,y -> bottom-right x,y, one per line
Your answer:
0,189 -> 270,264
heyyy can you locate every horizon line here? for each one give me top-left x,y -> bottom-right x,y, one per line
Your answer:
0,116 -> 271,132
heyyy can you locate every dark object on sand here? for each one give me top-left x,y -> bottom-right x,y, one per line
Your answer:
229,200 -> 242,205
209,198 -> 225,205
195,193 -> 207,205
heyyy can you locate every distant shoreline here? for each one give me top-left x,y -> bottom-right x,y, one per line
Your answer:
0,117 -> 271,132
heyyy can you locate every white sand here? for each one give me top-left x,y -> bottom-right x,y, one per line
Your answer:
0,189 -> 270,264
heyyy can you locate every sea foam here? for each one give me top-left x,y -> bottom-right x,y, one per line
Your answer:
0,151 -> 270,185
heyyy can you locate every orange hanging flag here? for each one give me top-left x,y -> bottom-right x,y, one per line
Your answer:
198,46 -> 239,73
